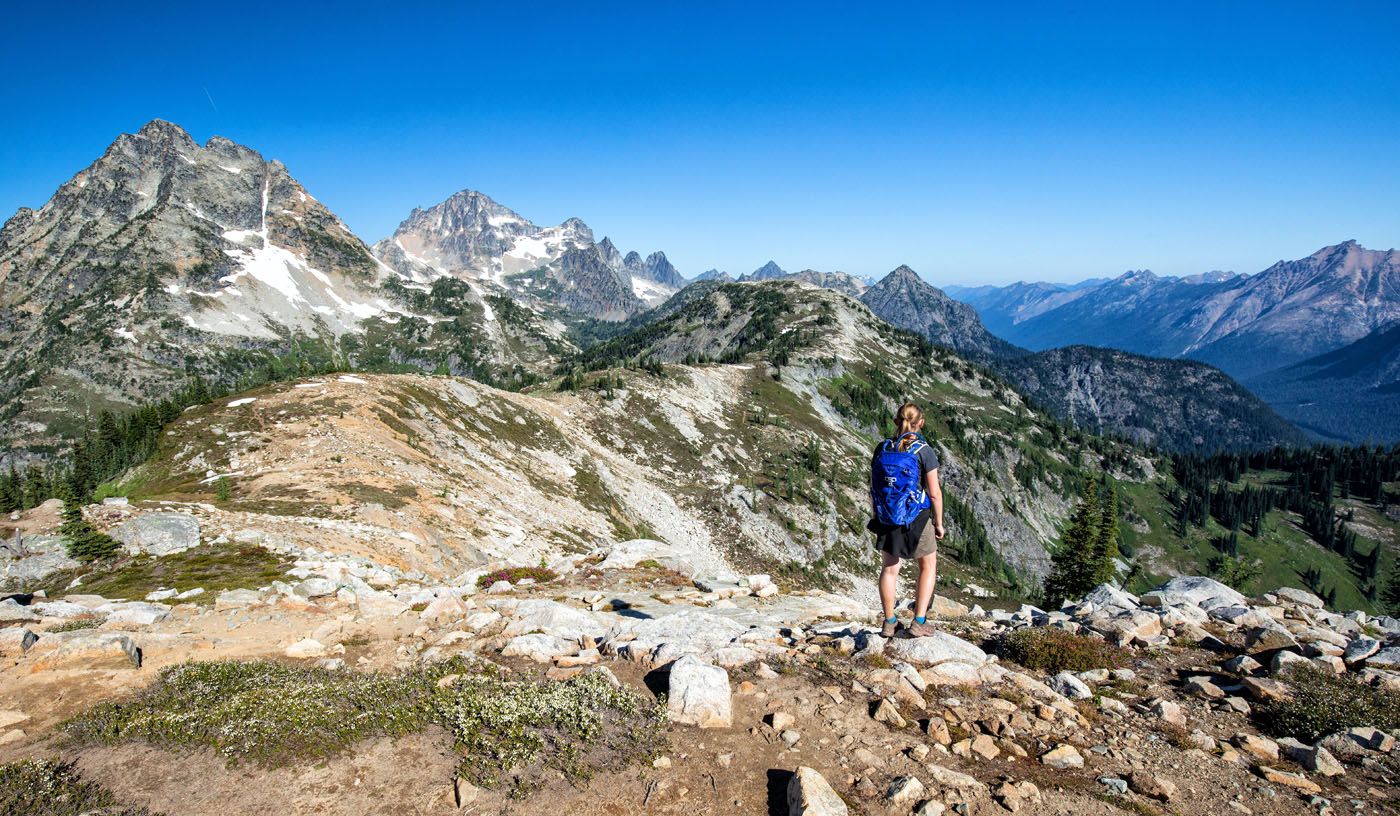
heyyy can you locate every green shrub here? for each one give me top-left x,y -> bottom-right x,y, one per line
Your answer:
0,758 -> 160,816
992,627 -> 1126,675
48,616 -> 104,633
476,566 -> 557,589
63,658 -> 666,795
1255,665 -> 1400,742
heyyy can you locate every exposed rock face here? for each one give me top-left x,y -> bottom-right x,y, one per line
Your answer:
860,265 -> 1024,360
992,345 -> 1307,452
111,512 -> 201,556
1,534 -> 78,583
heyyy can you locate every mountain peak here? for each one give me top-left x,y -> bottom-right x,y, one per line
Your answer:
749,260 -> 786,280
889,264 -> 919,280
134,118 -> 195,143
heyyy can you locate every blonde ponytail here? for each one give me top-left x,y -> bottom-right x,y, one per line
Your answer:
894,402 -> 924,451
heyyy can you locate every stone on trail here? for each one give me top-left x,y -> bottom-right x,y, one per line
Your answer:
1280,741 -> 1345,777
884,631 -> 987,666
0,627 -> 37,657
292,578 -> 338,599
885,776 -> 926,808
110,512 -> 201,556
1049,671 -> 1093,700
501,599 -> 607,641
215,589 -> 264,610
285,638 -> 328,658
1255,766 -> 1321,794
1040,744 -> 1084,769
1126,772 -> 1177,801
501,634 -> 575,663
28,631 -> 141,671
666,655 -> 732,728
419,595 -> 467,622
1234,733 -> 1280,762
787,766 -> 848,816
97,601 -> 171,626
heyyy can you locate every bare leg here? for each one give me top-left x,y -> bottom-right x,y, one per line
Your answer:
913,551 -> 938,620
879,551 -> 902,619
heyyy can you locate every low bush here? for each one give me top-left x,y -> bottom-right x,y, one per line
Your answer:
48,616 -> 104,633
476,566 -> 557,589
1255,665 -> 1400,743
991,627 -> 1126,675
63,658 -> 666,795
0,758 -> 160,816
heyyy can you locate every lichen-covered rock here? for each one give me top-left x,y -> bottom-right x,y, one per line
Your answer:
111,512 -> 201,556
0,534 -> 78,583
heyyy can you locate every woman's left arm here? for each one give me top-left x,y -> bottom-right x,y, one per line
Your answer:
926,468 -> 945,538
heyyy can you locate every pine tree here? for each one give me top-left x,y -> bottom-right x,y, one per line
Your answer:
1042,480 -> 1100,608
1383,559 -> 1400,616
57,486 -> 120,563
1092,480 -> 1120,585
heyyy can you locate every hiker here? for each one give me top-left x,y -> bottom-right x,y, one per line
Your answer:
869,401 -> 945,638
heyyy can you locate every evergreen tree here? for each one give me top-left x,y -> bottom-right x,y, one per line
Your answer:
57,487 -> 120,563
1042,480 -> 1100,608
1383,559 -> 1400,616
1092,480 -> 1120,585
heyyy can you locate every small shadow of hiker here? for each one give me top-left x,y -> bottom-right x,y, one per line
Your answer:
766,768 -> 793,815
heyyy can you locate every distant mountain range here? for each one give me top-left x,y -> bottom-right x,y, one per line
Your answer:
949,242 -> 1400,443
2,118 -> 1388,460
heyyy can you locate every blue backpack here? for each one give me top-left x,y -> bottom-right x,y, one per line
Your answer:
871,433 -> 931,527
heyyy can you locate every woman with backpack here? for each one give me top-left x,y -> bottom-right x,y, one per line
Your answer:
869,402 -> 945,638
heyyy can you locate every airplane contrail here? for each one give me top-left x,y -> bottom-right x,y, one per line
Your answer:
203,86 -> 219,112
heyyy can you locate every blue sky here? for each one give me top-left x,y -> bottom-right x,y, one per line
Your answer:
2,2 -> 1398,285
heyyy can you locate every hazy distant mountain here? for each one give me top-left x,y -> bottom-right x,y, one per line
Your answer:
945,279 -> 1108,339
953,242 -> 1400,381
995,346 -> 1308,452
693,268 -> 732,282
741,261 -> 787,281
1247,321 -> 1400,443
859,265 -> 1023,360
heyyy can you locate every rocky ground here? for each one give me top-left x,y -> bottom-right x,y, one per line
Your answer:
1,503 -> 1399,815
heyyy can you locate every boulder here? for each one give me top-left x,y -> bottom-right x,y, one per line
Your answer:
1048,672 -> 1093,700
501,634 -> 575,663
787,766 -> 848,816
1272,587 -> 1325,609
30,600 -> 90,618
214,589 -> 264,610
1366,647 -> 1400,670
885,631 -> 988,672
667,655 -> 732,728
501,599 -> 608,641
1343,637 -> 1381,665
1126,772 -> 1177,801
1255,766 -> 1320,794
1244,625 -> 1299,655
0,599 -> 38,623
1040,744 -> 1084,769
110,512 -> 200,556
1084,583 -> 1140,611
604,609 -> 747,665
293,578 -> 338,599
1271,650 -> 1311,674
96,602 -> 171,627
28,632 -> 141,671
1234,733 -> 1280,762
419,595 -> 468,622
1150,576 -> 1247,608
1280,741 -> 1345,777
886,776 -> 926,808
0,535 -> 79,583
285,638 -> 328,658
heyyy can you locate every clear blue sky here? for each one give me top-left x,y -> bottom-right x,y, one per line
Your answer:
3,1 -> 1398,285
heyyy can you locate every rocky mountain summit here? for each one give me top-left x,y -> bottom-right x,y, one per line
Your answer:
1,495 -> 1397,815
860,265 -> 1025,361
371,189 -> 682,318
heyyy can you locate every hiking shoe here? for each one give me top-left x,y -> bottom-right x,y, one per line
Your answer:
880,618 -> 900,638
905,620 -> 938,638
